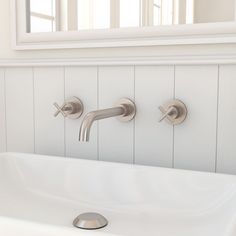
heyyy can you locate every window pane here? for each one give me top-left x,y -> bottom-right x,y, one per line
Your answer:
77,0 -> 110,30
77,0 -> 90,30
120,0 -> 140,27
161,0 -> 173,25
30,0 -> 54,16
186,0 -> 194,24
154,0 -> 162,25
93,0 -> 110,29
30,16 -> 53,32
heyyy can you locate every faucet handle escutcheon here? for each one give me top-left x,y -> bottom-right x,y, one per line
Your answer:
54,97 -> 84,119
159,99 -> 187,125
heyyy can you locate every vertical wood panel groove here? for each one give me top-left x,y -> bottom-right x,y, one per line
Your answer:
34,67 -> 65,156
217,65 -> 236,174
215,65 -> 220,173
172,65 -> 176,168
63,66 -> 66,157
98,66 -> 134,164
97,66 -> 100,160
4,68 -> 7,152
32,67 -> 36,154
174,65 -> 218,172
133,65 -> 136,164
65,66 -> 98,160
0,68 -> 7,152
135,66 -> 174,167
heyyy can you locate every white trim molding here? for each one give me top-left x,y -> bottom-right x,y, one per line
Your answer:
11,0 -> 236,50
1,55 -> 236,67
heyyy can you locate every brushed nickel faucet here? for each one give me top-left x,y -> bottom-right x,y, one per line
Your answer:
79,98 -> 136,142
54,97 -> 84,119
158,99 -> 187,125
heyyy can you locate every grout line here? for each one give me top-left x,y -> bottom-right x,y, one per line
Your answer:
133,65 -> 136,164
4,68 -> 8,152
172,65 -> 176,168
32,67 -> 36,154
215,65 -> 220,173
97,66 -> 99,161
64,66 -> 66,157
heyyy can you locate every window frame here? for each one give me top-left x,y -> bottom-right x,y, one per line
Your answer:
11,0 -> 236,50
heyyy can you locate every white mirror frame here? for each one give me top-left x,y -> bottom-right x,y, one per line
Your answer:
11,0 -> 236,50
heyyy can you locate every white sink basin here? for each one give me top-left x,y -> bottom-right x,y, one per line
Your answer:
0,153 -> 236,236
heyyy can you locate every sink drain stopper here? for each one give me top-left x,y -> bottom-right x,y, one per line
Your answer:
73,212 -> 108,230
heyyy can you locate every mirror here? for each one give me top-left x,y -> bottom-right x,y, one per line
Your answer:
26,0 -> 236,33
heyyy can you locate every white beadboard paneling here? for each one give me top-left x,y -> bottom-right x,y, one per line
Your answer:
174,65 -> 218,172
98,66 -> 134,163
135,66 -> 174,167
34,67 -> 65,156
2,62 -> 235,175
217,65 -> 236,174
65,66 -> 98,160
0,69 -> 6,152
5,68 -> 34,152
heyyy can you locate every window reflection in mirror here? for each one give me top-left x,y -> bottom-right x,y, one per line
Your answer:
26,0 -> 236,33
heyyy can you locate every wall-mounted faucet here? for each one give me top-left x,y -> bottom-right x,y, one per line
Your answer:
79,98 -> 136,142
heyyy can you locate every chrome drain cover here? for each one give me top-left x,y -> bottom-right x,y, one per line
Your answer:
73,212 -> 108,230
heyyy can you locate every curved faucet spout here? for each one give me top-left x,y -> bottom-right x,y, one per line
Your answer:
79,106 -> 125,142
